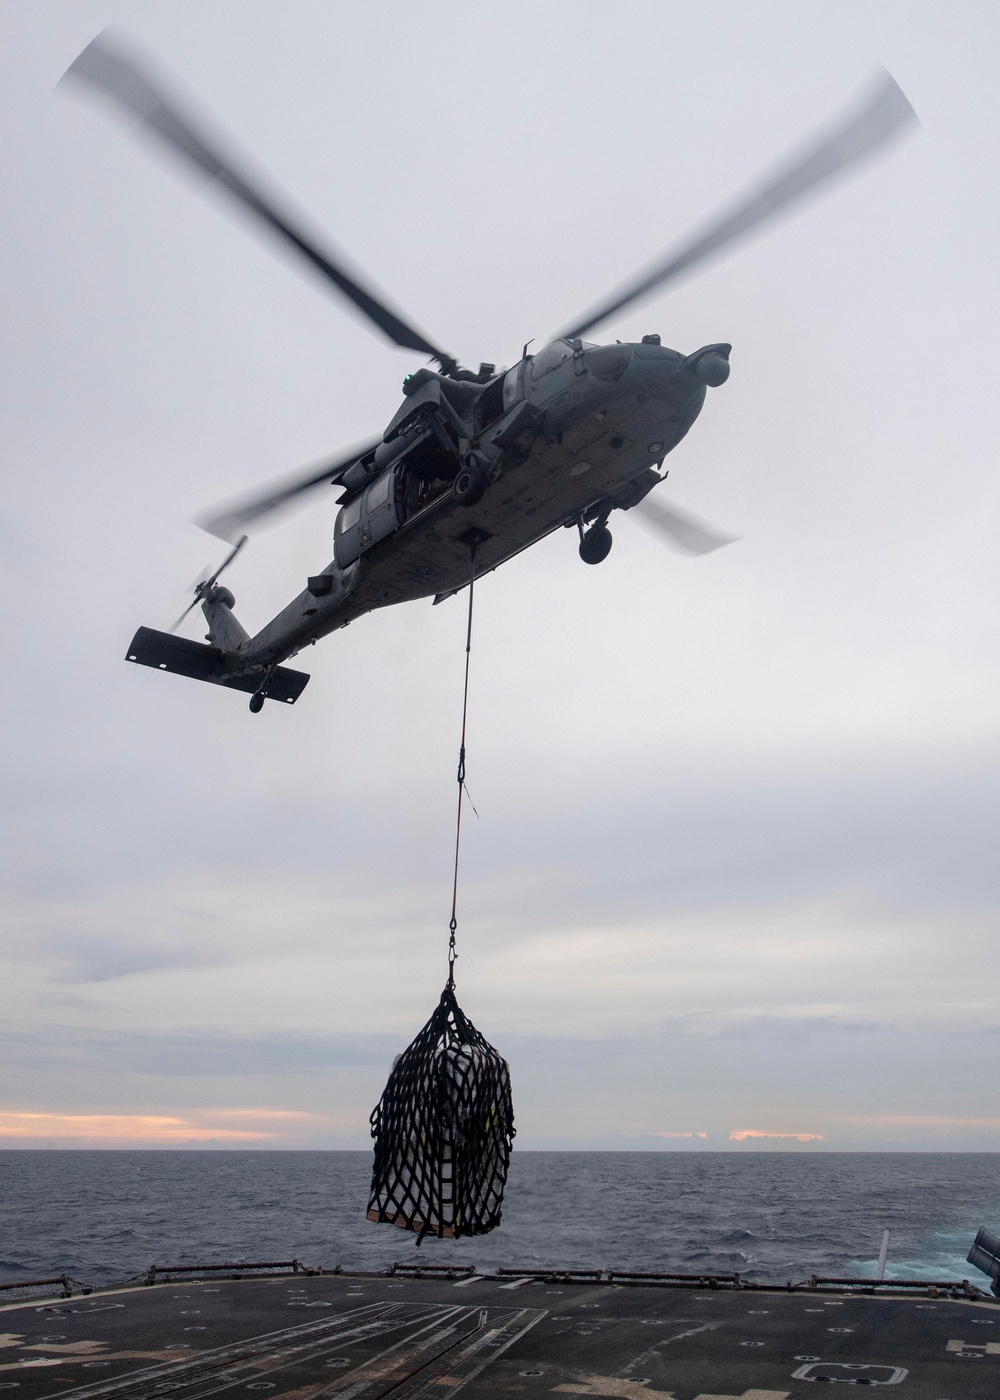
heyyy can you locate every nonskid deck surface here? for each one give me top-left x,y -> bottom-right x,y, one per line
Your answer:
1,1272 -> 998,1400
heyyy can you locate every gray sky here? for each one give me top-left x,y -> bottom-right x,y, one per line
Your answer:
2,0 -> 998,1151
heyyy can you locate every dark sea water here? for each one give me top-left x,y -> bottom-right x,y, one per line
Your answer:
1,1151 -> 996,1289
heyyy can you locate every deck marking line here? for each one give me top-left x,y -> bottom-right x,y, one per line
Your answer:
335,1320 -> 486,1398
792,1365 -> 907,1386
35,1305 -> 437,1400
160,1310 -> 456,1400
171,1314 -> 454,1400
556,1383 -> 788,1399
552,1379 -> 673,1397
620,1320 -> 721,1380
320,1306 -> 475,1398
402,1308 -> 548,1398
42,1308 -> 452,1400
41,1321 -> 391,1399
308,1307 -> 468,1397
37,1307 -> 126,1317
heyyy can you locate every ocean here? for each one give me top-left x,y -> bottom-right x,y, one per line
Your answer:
1,1151 -> 996,1289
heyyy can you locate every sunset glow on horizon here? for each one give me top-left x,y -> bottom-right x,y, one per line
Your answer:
0,1109 -> 341,1146
729,1130 -> 825,1143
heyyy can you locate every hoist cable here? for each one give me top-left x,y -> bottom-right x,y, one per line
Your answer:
367,540 -> 515,1244
447,547 -> 478,989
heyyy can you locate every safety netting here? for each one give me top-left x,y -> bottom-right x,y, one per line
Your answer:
367,984 -> 515,1240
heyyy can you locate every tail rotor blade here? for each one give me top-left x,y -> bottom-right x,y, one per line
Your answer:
62,34 -> 454,366
633,496 -> 737,555
169,596 -> 202,633
203,533 -> 248,588
169,534 -> 247,632
559,69 -> 917,341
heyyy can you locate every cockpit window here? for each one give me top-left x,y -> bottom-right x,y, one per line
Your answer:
529,339 -> 574,381
526,339 -> 599,381
503,362 -> 525,410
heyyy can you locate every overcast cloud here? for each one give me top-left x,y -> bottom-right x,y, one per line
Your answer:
1,0 -> 998,1150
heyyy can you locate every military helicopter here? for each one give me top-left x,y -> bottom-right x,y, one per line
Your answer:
64,36 -> 915,712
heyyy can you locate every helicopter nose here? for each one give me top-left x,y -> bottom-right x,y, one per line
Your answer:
689,344 -> 731,386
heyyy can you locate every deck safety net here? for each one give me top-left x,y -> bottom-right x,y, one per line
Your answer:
367,985 -> 515,1240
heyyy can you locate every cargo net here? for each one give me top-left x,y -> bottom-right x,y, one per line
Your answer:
367,986 -> 515,1241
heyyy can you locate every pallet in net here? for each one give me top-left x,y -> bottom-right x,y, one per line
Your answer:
368,985 -> 515,1240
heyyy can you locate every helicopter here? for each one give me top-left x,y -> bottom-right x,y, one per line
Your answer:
64,36 -> 916,713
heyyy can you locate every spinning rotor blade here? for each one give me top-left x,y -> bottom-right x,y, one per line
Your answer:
204,532 -> 249,584
62,34 -> 452,365
169,534 -> 247,631
632,497 -> 736,556
560,70 -> 916,341
169,595 -> 203,633
195,439 -> 380,544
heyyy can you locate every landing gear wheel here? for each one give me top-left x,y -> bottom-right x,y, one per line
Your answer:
453,454 -> 490,507
249,691 -> 265,713
579,525 -> 612,564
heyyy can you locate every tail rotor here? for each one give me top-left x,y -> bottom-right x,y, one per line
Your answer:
169,534 -> 248,632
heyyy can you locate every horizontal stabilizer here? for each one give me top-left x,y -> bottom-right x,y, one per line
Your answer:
125,627 -> 309,704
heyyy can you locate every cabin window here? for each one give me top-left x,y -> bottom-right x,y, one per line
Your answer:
339,497 -> 362,533
366,471 -> 392,510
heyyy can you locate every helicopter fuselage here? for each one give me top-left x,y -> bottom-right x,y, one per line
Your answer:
205,335 -> 730,690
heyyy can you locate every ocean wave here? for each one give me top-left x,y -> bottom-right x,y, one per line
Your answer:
1,1150 -> 996,1288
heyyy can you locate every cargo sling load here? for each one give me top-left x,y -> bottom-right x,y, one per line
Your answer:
367,985 -> 515,1240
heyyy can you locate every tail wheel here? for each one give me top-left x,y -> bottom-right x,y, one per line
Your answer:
579,525 -> 612,565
